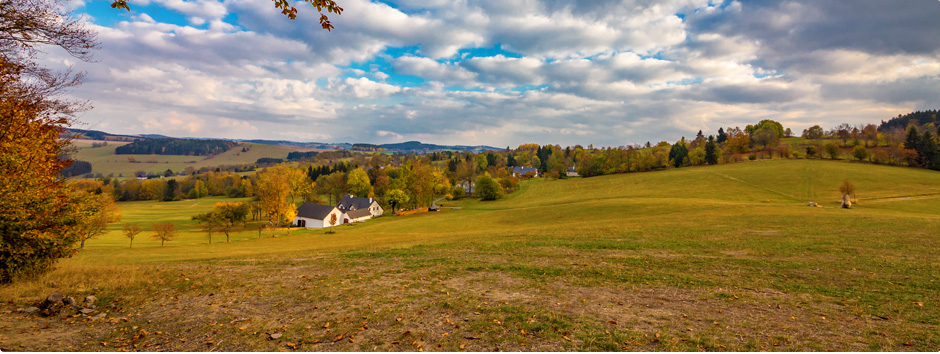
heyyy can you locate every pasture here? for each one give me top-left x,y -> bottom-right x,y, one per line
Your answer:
1,159 -> 939,351
71,141 -> 306,178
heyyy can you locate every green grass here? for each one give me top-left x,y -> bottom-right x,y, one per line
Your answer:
3,159 -> 940,351
72,140 -> 306,178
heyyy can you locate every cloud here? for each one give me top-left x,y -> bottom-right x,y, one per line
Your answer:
58,0 -> 940,146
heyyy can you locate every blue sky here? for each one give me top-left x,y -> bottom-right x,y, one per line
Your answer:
59,0 -> 940,146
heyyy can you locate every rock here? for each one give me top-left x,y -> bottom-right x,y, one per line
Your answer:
807,202 -> 817,207
63,296 -> 76,306
90,313 -> 106,320
268,333 -> 282,340
16,307 -> 39,314
43,293 -> 63,307
80,308 -> 96,315
84,295 -> 97,305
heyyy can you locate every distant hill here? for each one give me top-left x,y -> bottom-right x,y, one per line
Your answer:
65,128 -> 141,142
879,110 -> 939,131
236,139 -> 350,150
379,141 -> 502,153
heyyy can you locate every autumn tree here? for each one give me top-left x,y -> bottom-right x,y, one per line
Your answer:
823,142 -> 841,160
385,189 -> 409,213
71,191 -> 122,249
256,166 -> 294,230
0,0 -> 99,283
151,223 -> 177,246
346,168 -> 372,198
192,212 -> 221,244
123,223 -> 141,248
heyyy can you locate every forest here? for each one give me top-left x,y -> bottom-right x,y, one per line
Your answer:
114,138 -> 237,156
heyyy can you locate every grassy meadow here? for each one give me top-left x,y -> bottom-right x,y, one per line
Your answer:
2,159 -> 939,351
72,140 -> 307,177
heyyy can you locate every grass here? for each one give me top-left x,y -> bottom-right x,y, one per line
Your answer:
2,159 -> 940,351
72,140 -> 306,178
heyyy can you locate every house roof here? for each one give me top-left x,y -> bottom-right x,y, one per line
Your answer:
296,203 -> 337,220
345,208 -> 372,219
337,195 -> 375,211
513,166 -> 539,174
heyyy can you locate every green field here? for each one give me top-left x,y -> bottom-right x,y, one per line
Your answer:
2,159 -> 939,351
71,140 -> 308,177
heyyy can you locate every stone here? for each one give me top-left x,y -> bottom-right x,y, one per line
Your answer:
43,293 -> 63,306
16,307 -> 39,314
80,308 -> 96,315
84,295 -> 98,305
807,202 -> 817,207
90,313 -> 106,320
63,296 -> 76,306
268,333 -> 282,340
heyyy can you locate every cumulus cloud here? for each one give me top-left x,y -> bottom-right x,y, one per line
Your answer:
58,0 -> 940,146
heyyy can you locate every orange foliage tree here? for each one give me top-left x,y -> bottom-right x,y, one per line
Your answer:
0,0 -> 99,283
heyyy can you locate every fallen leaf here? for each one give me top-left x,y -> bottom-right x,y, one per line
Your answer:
323,322 -> 330,328
238,326 -> 247,330
608,320 -> 617,324
562,336 -> 571,341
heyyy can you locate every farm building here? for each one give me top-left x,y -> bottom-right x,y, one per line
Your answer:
512,166 -> 540,177
566,166 -> 579,177
337,195 -> 384,218
293,203 -> 345,229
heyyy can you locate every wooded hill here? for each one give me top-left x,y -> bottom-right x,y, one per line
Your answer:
879,110 -> 939,131
114,138 -> 237,156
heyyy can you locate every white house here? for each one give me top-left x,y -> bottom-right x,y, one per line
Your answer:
336,195 -> 384,218
293,203 -> 345,229
512,166 -> 540,177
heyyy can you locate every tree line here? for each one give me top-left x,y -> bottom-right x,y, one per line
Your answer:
114,138 -> 237,156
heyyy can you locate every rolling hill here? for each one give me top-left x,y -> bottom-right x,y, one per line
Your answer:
3,159 -> 939,351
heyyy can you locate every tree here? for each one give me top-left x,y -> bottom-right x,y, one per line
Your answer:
110,0 -> 343,30
257,166 -> 294,229
754,120 -> 785,138
752,127 -> 780,153
862,124 -> 878,147
918,131 -> 939,170
163,179 -> 181,201
904,125 -> 920,151
475,174 -> 504,201
704,136 -> 719,165
803,125 -> 825,140
123,223 -> 141,248
839,180 -> 856,206
385,189 -> 409,212
151,223 -> 177,246
346,168 -> 372,198
852,145 -> 869,162
668,142 -> 688,168
823,142 -> 841,160
717,127 -> 727,144
327,213 -> 336,233
71,191 -> 121,249
0,0 -> 99,283
192,212 -> 222,244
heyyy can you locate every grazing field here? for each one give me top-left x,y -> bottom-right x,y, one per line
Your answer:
71,141 -> 308,177
2,159 -> 940,351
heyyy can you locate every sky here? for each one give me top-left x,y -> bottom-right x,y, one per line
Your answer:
52,0 -> 940,147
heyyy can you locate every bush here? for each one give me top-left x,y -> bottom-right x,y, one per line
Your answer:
852,145 -> 869,161
475,175 -> 504,201
805,146 -> 817,158
748,154 -> 757,161
450,185 -> 465,200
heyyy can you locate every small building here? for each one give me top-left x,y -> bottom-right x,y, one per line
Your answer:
336,195 -> 384,218
566,166 -> 579,177
512,166 -> 540,178
294,203 -> 345,229
343,208 -> 373,223
456,181 -> 475,195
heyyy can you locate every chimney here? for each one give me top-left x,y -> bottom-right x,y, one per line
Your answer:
369,198 -> 373,203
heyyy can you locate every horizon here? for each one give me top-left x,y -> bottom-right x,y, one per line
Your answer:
54,0 -> 940,147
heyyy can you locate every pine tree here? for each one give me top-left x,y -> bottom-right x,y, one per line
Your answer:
717,127 -> 727,144
704,136 -> 719,165
918,131 -> 939,169
904,125 -> 920,151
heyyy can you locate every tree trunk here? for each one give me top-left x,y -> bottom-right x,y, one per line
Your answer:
80,239 -> 85,249
129,239 -> 133,248
225,231 -> 229,243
